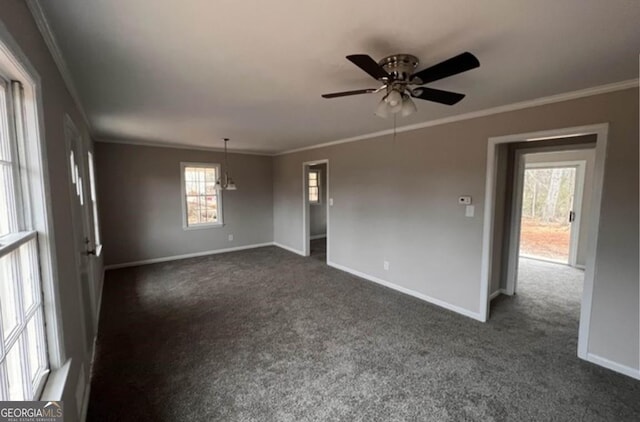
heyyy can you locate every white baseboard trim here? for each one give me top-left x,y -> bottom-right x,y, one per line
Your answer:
489,288 -> 509,300
327,260 -> 485,322
104,242 -> 274,270
575,264 -> 586,270
273,242 -> 306,256
310,234 -> 327,240
584,353 -> 640,380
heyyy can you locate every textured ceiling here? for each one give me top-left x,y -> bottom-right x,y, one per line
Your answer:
38,0 -> 640,153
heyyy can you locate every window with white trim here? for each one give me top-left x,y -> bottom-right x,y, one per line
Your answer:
308,169 -> 320,204
0,78 -> 49,400
181,163 -> 222,228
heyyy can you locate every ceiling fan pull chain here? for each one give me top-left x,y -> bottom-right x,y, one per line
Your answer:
393,114 -> 397,144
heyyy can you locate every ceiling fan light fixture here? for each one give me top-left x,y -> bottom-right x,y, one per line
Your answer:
401,94 -> 417,117
375,96 -> 391,118
385,89 -> 403,107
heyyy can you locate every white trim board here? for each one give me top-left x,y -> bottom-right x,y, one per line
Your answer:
272,242 -> 306,257
301,159 -> 330,259
479,123 -> 609,361
104,242 -> 274,270
489,289 -> 508,300
276,79 -> 637,156
327,260 -> 484,322
96,138 -> 273,157
585,353 -> 640,381
310,234 -> 327,240
26,1 -> 91,130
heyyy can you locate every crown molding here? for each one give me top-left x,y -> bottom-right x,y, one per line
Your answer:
276,79 -> 638,156
26,0 -> 92,131
96,138 -> 274,156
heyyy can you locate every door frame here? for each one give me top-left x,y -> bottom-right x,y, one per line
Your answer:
63,115 -> 95,351
505,157 -> 587,295
302,159 -> 329,259
479,123 -> 608,361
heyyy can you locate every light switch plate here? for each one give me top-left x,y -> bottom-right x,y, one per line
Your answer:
465,205 -> 475,217
329,198 -> 334,206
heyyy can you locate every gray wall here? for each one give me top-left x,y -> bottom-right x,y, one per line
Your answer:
309,163 -> 327,237
524,148 -> 595,267
273,88 -> 639,371
0,3 -> 101,419
95,142 -> 273,266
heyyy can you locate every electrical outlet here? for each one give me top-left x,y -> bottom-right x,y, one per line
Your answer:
228,234 -> 234,241
383,261 -> 390,271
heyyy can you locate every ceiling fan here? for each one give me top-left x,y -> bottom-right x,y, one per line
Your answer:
321,52 -> 480,118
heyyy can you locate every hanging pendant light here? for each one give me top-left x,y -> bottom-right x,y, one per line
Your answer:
216,138 -> 237,191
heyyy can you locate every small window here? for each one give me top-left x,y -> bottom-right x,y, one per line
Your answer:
308,169 -> 320,204
181,163 -> 222,228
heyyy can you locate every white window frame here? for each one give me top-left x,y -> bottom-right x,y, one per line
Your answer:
0,22 -> 67,400
86,150 -> 102,256
180,162 -> 223,230
0,75 -> 49,400
308,169 -> 321,205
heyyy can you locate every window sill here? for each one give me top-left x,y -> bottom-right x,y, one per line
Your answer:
40,359 -> 71,401
182,223 -> 224,231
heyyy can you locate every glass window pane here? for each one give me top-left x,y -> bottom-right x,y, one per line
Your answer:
0,251 -> 20,340
205,196 -> 218,222
69,151 -> 76,184
205,168 -> 216,181
26,312 -> 46,384
0,362 -> 8,401
0,83 -> 11,162
6,340 -> 26,400
19,240 -> 39,312
187,202 -> 198,225
0,163 -> 17,236
309,172 -> 317,181
309,187 -> 319,202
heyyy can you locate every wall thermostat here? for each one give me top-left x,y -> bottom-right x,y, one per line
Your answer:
458,196 -> 472,205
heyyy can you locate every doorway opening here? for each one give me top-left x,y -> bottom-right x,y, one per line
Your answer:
480,124 -> 607,364
509,153 -> 592,319
302,160 -> 329,262
519,163 -> 582,265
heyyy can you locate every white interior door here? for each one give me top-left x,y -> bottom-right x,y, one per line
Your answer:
64,116 -> 96,352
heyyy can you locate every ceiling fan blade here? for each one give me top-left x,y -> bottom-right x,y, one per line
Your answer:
411,52 -> 480,85
321,88 -> 377,98
346,54 -> 390,81
411,87 -> 466,105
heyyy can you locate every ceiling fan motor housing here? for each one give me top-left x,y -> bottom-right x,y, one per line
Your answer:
378,54 -> 419,83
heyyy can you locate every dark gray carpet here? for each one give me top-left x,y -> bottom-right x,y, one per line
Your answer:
87,247 -> 639,421
310,238 -> 326,262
